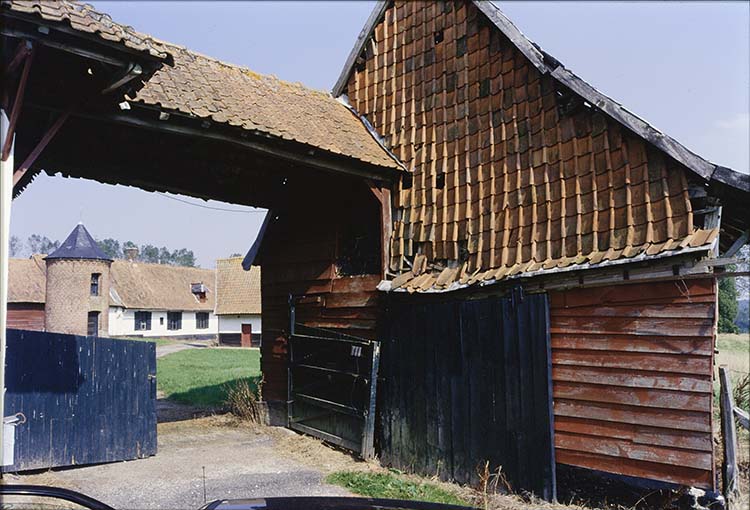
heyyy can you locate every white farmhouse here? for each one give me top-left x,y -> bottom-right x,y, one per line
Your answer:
215,257 -> 261,347
108,259 -> 218,339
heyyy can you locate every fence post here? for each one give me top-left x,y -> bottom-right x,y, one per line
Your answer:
719,366 -> 739,505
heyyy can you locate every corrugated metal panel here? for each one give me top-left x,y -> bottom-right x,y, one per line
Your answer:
549,278 -> 716,489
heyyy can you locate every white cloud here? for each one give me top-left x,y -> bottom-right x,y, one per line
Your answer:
715,112 -> 750,130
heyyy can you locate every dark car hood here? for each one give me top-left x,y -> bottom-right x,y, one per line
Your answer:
199,496 -> 477,510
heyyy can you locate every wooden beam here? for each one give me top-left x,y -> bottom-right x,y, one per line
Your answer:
1,43 -> 33,161
4,39 -> 33,75
13,107 -> 72,187
719,366 -> 739,504
78,107 -> 401,183
723,230 -> 749,258
367,180 -> 392,278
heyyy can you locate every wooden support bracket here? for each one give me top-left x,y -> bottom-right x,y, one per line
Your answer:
13,106 -> 73,187
5,40 -> 33,75
2,41 -> 34,162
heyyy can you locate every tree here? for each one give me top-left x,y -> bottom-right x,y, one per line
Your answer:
718,276 -> 739,333
9,235 -> 22,257
27,234 -> 59,255
97,238 -> 122,259
172,248 -> 197,267
139,244 -> 160,264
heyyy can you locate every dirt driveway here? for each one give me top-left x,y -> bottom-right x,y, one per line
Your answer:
4,416 -> 360,510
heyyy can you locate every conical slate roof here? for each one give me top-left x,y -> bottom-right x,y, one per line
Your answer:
46,224 -> 111,261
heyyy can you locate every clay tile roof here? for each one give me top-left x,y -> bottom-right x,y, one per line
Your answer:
8,255 -> 46,303
1,0 -> 170,60
214,257 -> 261,315
3,1 -> 400,171
109,260 -> 214,311
129,44 -> 401,170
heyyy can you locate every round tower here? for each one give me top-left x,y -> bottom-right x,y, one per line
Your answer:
44,224 -> 112,337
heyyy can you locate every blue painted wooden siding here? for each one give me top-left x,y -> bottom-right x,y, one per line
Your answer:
3,329 -> 157,472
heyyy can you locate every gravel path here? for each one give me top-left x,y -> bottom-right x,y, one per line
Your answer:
5,418 -> 354,510
155,339 -> 212,358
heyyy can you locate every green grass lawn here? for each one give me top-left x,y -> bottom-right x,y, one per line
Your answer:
157,348 -> 261,408
325,471 -> 470,507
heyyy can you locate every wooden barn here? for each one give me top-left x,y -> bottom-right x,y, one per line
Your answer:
7,254 -> 45,331
1,0 -> 748,501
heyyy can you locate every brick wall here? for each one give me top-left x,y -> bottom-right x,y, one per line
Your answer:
44,259 -> 111,336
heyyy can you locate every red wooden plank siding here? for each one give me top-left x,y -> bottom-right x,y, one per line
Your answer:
7,303 -> 45,331
549,278 -> 716,489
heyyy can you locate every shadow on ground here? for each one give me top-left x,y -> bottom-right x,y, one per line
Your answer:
157,377 -> 262,423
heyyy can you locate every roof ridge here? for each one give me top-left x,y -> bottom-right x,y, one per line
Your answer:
112,259 -> 212,272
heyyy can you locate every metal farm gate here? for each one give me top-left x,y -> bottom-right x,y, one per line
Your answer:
380,288 -> 556,500
287,298 -> 380,458
2,329 -> 157,472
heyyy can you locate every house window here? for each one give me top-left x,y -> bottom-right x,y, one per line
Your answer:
167,312 -> 182,331
196,312 -> 209,329
135,311 -> 152,331
87,311 -> 99,336
90,273 -> 101,296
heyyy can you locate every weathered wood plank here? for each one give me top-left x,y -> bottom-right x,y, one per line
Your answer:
554,399 -> 711,433
551,316 -> 715,337
551,334 -> 713,356
325,291 -> 379,309
552,366 -> 712,393
553,381 -> 711,411
551,303 -> 714,319
550,279 -> 715,309
554,416 -> 713,452
556,449 -> 713,489
552,349 -> 711,373
555,431 -> 712,470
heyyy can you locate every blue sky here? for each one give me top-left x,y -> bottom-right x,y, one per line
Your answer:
10,1 -> 749,267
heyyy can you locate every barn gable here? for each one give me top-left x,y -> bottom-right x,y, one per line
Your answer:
335,1 -> 748,293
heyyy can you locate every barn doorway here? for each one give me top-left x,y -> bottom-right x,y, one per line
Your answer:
379,288 -> 556,500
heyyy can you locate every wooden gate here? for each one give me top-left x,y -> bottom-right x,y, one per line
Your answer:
287,298 -> 380,458
2,329 -> 157,472
380,288 -> 556,500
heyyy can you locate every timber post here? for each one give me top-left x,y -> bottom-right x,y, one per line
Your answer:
719,366 -> 739,505
0,109 -> 12,467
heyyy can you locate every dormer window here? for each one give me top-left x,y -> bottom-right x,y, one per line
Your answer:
191,282 -> 207,302
90,273 -> 101,296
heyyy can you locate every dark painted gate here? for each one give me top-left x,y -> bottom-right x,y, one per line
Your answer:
379,288 -> 555,500
2,329 -> 157,472
287,298 -> 380,458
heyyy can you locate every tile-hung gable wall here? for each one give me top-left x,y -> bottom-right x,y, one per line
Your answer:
344,0 -> 716,491
344,1 -> 695,276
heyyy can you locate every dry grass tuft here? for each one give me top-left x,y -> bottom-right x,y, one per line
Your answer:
223,378 -> 265,424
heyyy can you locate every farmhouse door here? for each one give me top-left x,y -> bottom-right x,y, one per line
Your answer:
241,323 -> 252,347
380,288 -> 556,500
